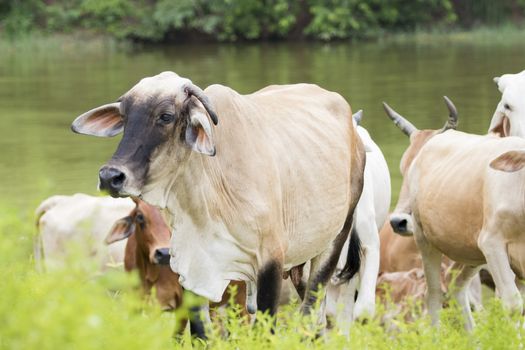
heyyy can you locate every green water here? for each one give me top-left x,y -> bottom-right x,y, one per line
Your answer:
1,40 -> 524,209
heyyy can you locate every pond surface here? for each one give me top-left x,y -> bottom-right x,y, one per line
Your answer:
1,40 -> 524,209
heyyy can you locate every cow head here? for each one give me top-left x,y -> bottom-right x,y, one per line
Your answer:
384,97 -> 458,236
106,198 -> 182,311
489,70 -> 525,137
71,71 -> 219,205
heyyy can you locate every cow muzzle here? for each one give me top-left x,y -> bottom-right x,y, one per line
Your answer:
99,166 -> 127,197
389,213 -> 414,236
153,247 -> 171,265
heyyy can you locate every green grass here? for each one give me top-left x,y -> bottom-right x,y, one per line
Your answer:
0,24 -> 524,54
0,203 -> 523,349
378,24 -> 525,46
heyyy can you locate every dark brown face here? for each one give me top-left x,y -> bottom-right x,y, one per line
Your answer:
71,71 -> 218,200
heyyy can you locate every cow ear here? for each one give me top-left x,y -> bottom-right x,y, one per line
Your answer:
71,103 -> 123,137
185,111 -> 216,156
490,150 -> 525,172
488,110 -> 510,137
105,216 -> 135,244
494,74 -> 512,93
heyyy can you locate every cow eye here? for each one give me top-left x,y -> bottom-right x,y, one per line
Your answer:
504,103 -> 512,111
135,213 -> 145,224
158,113 -> 175,124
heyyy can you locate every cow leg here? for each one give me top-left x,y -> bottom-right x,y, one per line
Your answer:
478,230 -> 523,314
414,224 -> 442,326
333,275 -> 359,334
450,263 -> 482,331
468,273 -> 483,312
353,219 -> 380,320
256,258 -> 283,316
301,227 -> 350,317
189,304 -> 211,340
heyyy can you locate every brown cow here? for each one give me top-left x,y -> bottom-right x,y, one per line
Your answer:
383,97 -> 525,330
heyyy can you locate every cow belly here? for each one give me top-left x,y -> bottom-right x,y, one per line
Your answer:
284,215 -> 346,270
507,241 -> 525,280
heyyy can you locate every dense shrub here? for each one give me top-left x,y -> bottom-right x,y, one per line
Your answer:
0,0 -> 523,42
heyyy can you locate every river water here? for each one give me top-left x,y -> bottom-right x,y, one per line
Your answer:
1,40 -> 524,209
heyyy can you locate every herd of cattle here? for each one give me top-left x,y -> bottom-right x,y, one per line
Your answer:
34,69 -> 525,337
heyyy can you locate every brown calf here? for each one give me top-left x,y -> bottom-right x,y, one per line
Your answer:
105,198 -> 248,330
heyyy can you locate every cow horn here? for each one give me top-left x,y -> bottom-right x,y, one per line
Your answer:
185,84 -> 219,125
383,102 -> 417,136
441,96 -> 458,131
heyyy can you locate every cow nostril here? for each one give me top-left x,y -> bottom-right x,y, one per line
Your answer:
154,248 -> 171,265
390,217 -> 408,233
111,172 -> 126,188
99,167 -> 126,195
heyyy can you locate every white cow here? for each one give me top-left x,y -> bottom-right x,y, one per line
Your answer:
35,193 -> 134,271
71,71 -> 367,331
327,110 -> 391,332
489,69 -> 525,137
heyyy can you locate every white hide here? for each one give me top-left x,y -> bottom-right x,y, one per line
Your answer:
327,118 -> 391,331
168,199 -> 257,303
490,70 -> 525,137
35,193 -> 134,271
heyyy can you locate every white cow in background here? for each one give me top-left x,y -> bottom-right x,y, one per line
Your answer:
35,193 -> 134,271
489,69 -> 525,137
326,110 -> 391,332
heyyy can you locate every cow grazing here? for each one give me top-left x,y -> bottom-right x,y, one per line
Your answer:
106,197 -> 183,311
385,97 -> 525,330
71,71 -> 366,325
35,193 -> 134,271
327,110 -> 391,331
489,69 -> 525,137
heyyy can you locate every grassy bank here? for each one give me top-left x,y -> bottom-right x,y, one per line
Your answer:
0,204 -> 523,349
1,24 -> 524,55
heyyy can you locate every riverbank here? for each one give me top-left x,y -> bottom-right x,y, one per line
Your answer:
1,24 -> 524,54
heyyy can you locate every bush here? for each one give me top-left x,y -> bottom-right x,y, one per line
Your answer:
0,0 -> 523,42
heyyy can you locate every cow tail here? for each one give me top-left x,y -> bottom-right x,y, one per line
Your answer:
333,226 -> 362,284
34,195 -> 65,271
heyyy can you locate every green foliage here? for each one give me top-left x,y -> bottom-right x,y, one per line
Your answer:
304,0 -> 458,40
0,0 -> 523,41
1,203 -> 525,349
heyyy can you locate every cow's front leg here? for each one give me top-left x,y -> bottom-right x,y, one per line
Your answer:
414,223 -> 442,326
188,303 -> 211,339
257,253 -> 284,316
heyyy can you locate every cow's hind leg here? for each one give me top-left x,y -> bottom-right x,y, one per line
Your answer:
300,219 -> 352,317
353,220 -> 380,320
449,262 -> 482,331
